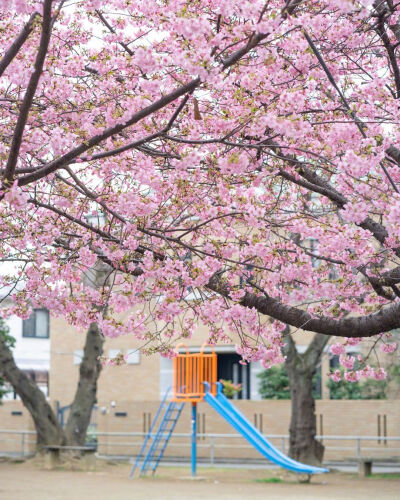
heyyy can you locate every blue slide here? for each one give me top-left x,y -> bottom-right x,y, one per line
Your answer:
204,383 -> 328,475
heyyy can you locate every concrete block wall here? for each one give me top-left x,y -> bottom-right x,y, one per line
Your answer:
1,398 -> 399,461
49,315 -> 160,404
0,400 -> 36,455
95,399 -> 400,461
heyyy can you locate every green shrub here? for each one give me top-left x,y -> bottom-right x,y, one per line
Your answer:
257,365 -> 291,399
219,379 -> 242,399
0,317 -> 15,404
257,364 -> 321,400
327,371 -> 387,400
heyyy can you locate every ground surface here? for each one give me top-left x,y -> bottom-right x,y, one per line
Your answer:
0,460 -> 399,499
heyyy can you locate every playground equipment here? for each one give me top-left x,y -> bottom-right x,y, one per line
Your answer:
130,344 -> 328,477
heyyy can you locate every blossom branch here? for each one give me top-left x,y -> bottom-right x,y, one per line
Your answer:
3,1 -> 53,185
0,12 -> 40,78
17,31 -> 269,187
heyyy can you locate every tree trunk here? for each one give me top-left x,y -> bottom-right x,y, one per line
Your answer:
284,332 -> 329,465
0,264 -> 109,455
286,363 -> 323,465
0,334 -> 65,450
64,322 -> 104,447
0,320 -> 104,453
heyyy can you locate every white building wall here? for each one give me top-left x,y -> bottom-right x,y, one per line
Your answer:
2,314 -> 50,400
250,361 -> 264,401
159,357 -> 173,400
5,314 -> 50,371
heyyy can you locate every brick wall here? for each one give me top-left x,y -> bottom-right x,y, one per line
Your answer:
49,314 -> 161,403
95,399 -> 400,461
0,400 -> 36,455
1,398 -> 399,461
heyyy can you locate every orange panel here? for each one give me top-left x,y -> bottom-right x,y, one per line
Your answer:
172,344 -> 217,402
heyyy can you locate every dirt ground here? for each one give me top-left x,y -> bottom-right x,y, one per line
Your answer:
0,459 -> 399,500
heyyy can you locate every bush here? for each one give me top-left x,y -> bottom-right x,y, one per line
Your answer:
327,371 -> 387,400
0,318 -> 15,403
257,365 -> 291,399
219,379 -> 242,399
257,364 -> 322,400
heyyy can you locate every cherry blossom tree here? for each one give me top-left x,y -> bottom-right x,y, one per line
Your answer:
1,0 -> 400,403
0,264 -> 108,452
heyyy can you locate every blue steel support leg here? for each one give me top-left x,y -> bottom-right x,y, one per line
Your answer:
191,402 -> 197,477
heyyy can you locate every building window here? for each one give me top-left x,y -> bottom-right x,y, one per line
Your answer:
109,349 -> 122,359
217,352 -> 250,400
239,265 -> 255,288
309,238 -> 320,269
73,350 -> 84,365
22,309 -> 49,338
126,350 -> 140,364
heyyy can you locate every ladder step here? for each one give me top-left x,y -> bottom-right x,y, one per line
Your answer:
138,399 -> 185,476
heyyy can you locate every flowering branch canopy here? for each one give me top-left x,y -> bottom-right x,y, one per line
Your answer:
0,0 -> 400,374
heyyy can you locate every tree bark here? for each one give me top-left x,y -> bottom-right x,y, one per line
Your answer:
284,332 -> 329,465
64,322 -> 104,447
0,264 -> 108,455
0,333 -> 65,450
0,320 -> 104,453
207,274 -> 400,338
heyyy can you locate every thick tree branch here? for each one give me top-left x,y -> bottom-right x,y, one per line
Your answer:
369,265 -> 400,287
376,12 -> 400,98
18,79 -> 199,186
3,1 -> 53,185
386,145 -> 400,164
268,140 -> 395,255
79,94 -> 190,163
0,12 -> 39,78
303,333 -> 329,368
0,332 -> 64,448
207,274 -> 400,338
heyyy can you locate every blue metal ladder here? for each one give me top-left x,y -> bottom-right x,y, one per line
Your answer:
130,389 -> 185,477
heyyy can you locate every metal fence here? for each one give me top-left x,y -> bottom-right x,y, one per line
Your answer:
1,429 -> 399,463
0,429 -> 36,457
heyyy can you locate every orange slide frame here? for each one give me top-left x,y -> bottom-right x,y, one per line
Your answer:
172,343 -> 217,402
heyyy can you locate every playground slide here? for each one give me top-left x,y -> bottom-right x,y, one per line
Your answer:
204,384 -> 328,475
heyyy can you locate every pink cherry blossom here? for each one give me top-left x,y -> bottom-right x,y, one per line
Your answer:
344,371 -> 361,383
330,370 -> 342,382
0,0 -> 398,375
330,343 -> 346,356
339,354 -> 355,370
373,367 -> 387,380
380,343 -> 397,354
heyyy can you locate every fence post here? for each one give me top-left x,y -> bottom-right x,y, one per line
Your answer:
21,432 -> 25,457
356,438 -> 361,459
281,437 -> 285,454
210,436 -> 215,466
